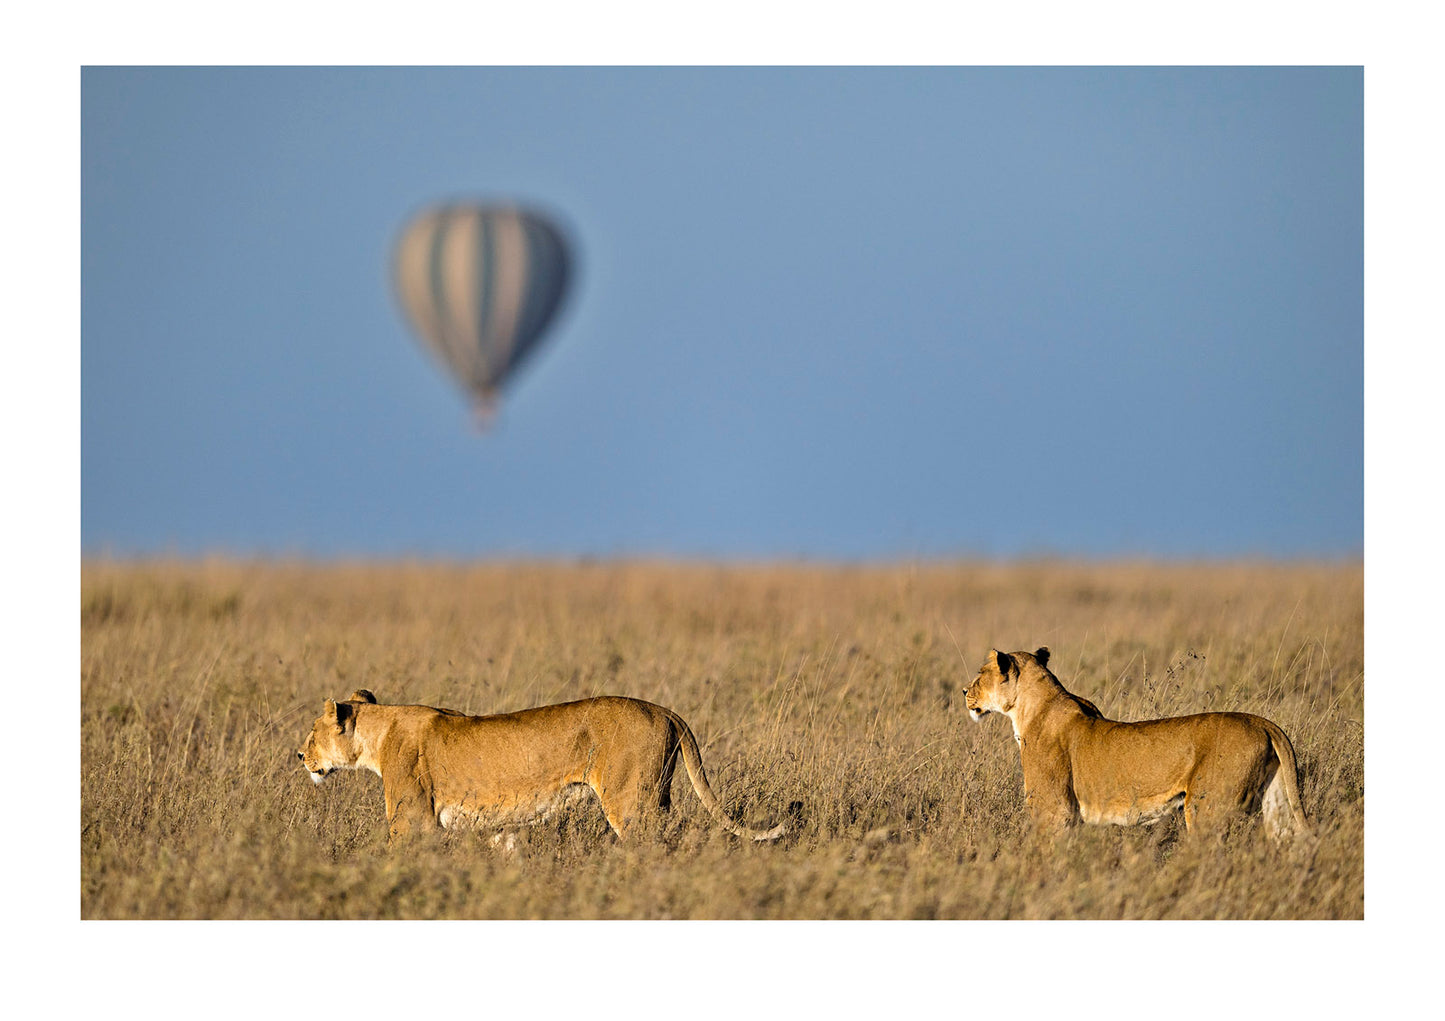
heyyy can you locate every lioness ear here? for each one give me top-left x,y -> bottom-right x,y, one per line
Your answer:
1034,647 -> 1051,667
333,699 -> 356,731
995,651 -> 1015,676
348,689 -> 377,704
323,698 -> 338,719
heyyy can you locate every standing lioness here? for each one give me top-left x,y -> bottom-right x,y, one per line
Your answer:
297,690 -> 796,843
965,648 -> 1310,841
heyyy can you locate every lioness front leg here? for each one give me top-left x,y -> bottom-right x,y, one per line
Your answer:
383,779 -> 438,843
1025,791 -> 1078,834
1021,754 -> 1079,833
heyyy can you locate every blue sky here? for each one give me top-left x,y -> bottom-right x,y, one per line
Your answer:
81,66 -> 1361,560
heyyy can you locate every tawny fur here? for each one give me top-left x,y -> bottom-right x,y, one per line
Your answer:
964,648 -> 1310,841
298,690 -> 793,843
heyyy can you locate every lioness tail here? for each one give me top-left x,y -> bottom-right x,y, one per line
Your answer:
1261,718 -> 1312,841
667,710 -> 793,841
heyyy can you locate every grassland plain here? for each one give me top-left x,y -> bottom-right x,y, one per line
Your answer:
80,559 -> 1362,920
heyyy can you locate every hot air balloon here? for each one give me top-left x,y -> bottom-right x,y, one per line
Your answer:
392,203 -> 572,423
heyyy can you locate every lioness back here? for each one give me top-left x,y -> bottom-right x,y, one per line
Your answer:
965,648 -> 1309,842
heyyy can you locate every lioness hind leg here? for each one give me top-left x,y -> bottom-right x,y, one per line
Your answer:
1183,772 -> 1265,837
1180,790 -> 1230,837
1181,780 -> 1243,836
592,780 -> 642,841
598,777 -> 679,842
594,737 -> 680,840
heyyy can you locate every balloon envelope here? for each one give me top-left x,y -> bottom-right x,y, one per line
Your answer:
392,204 -> 571,410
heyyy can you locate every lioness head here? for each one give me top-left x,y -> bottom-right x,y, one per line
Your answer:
296,690 -> 376,783
965,647 -> 1050,721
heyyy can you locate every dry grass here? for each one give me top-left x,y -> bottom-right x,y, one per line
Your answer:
80,558 -> 1362,919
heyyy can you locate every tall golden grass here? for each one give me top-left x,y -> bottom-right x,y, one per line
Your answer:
81,558 -> 1362,919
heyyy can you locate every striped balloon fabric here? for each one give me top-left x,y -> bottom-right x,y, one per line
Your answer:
393,204 -> 571,413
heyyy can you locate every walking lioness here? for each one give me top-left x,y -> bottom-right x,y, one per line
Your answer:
297,690 -> 796,843
965,648 -> 1310,841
